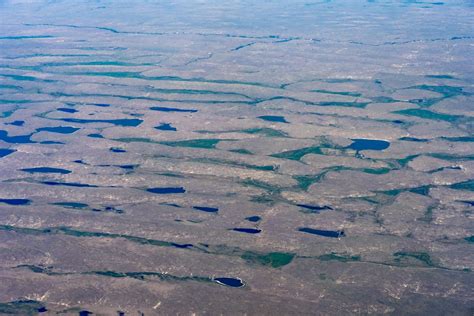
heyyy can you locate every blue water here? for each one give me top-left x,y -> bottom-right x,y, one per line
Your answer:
52,202 -> 89,208
297,204 -> 333,213
348,139 -> 390,151
21,167 -> 71,174
118,164 -> 137,170
6,120 -> 24,126
400,137 -> 429,142
110,147 -> 126,153
161,203 -> 182,208
232,228 -> 262,234
245,216 -> 261,222
147,187 -> 186,194
41,181 -> 98,188
37,307 -> 48,313
57,107 -> 78,113
298,227 -> 345,238
57,118 -> 143,127
214,277 -> 244,287
0,198 -> 31,205
459,200 -> 474,206
155,123 -> 177,131
171,243 -> 193,249
0,148 -> 15,158
87,133 -> 104,138
193,206 -> 218,213
36,126 -> 80,134
0,130 -> 34,143
150,106 -> 198,113
40,141 -> 64,145
258,115 -> 288,123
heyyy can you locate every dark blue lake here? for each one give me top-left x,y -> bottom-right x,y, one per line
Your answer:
0,198 -> 31,205
150,106 -> 197,113
147,187 -> 186,194
258,115 -> 288,123
348,139 -> 390,151
193,206 -> 219,213
155,123 -> 177,131
245,216 -> 261,222
21,167 -> 71,174
232,228 -> 262,234
36,126 -> 80,134
0,130 -> 34,143
298,227 -> 345,238
0,148 -> 15,158
214,277 -> 244,288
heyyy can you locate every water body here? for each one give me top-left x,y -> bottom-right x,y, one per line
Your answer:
193,206 -> 219,213
245,216 -> 261,222
150,106 -> 198,113
118,164 -> 137,170
41,181 -> 98,188
0,130 -> 34,143
0,199 -> 31,205
232,228 -> 262,234
36,126 -> 80,134
258,115 -> 288,123
54,118 -> 143,127
87,133 -> 104,138
297,204 -> 333,213
399,137 -> 429,142
0,148 -> 15,158
40,140 -> 64,145
347,139 -> 390,151
57,107 -> 78,113
21,167 -> 71,174
110,147 -> 126,153
214,277 -> 245,287
298,227 -> 345,238
147,187 -> 186,194
155,123 -> 177,131
6,120 -> 24,126
52,202 -> 89,209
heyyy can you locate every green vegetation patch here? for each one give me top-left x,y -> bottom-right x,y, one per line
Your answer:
361,167 -> 391,174
311,89 -> 362,97
393,251 -> 435,267
271,146 -> 324,161
450,180 -> 474,191
293,174 -> 325,190
317,252 -> 361,262
318,101 -> 369,108
115,137 -> 158,143
393,109 -> 461,122
229,148 -> 253,155
160,139 -> 221,149
194,157 -> 276,171
0,300 -> 46,315
427,153 -> 474,161
242,127 -> 288,138
241,251 -> 295,268
241,179 -> 282,194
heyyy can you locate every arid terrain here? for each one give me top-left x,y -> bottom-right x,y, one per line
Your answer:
0,0 -> 473,315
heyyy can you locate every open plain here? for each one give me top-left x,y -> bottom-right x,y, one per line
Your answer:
0,0 -> 473,315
